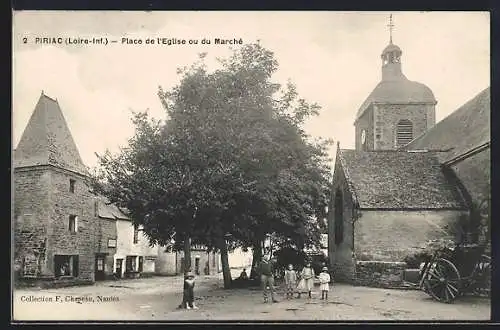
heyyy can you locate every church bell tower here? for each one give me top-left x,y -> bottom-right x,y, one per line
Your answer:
354,14 -> 437,151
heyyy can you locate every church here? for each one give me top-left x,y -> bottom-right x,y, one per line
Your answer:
328,17 -> 490,288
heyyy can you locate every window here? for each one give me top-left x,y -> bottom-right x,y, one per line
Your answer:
334,190 -> 344,245
54,255 -> 79,277
133,226 -> 139,244
69,215 -> 78,233
69,179 -> 75,193
126,256 -> 137,272
396,119 -> 413,147
97,258 -> 104,271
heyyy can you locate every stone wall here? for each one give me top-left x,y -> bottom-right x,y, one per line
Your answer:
14,224 -> 47,279
452,148 -> 490,206
14,168 -> 52,278
354,105 -> 374,151
14,165 -> 112,285
355,103 -> 435,151
155,247 -> 178,276
355,261 -> 407,288
354,210 -> 466,262
328,154 -> 356,283
176,250 -> 220,276
374,103 -> 435,150
48,168 -> 99,282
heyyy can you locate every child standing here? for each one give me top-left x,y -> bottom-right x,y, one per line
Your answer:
318,267 -> 331,300
284,264 -> 297,299
181,271 -> 198,309
298,262 -> 315,299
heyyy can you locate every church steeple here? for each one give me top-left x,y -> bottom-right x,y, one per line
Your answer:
354,14 -> 437,151
381,14 -> 404,81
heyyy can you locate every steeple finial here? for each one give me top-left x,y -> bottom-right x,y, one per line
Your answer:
387,14 -> 395,44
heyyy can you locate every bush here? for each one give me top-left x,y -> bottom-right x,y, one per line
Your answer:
403,238 -> 456,268
309,252 -> 328,275
274,246 -> 308,276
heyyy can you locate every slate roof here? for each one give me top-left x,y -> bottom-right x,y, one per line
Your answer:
405,87 -> 490,163
355,77 -> 436,122
338,149 -> 468,210
96,197 -> 130,220
14,93 -> 88,175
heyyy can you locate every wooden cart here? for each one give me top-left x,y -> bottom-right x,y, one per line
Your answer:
419,243 -> 491,303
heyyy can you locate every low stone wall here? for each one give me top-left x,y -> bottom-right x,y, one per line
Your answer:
355,261 -> 406,289
15,276 -> 94,289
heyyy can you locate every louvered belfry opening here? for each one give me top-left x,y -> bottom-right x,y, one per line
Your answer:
396,119 -> 413,146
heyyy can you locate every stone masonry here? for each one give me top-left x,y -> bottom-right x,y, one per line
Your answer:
354,261 -> 407,288
355,103 -> 435,151
14,94 -> 117,286
328,149 -> 356,283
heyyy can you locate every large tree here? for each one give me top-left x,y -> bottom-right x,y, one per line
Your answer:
91,43 -> 332,289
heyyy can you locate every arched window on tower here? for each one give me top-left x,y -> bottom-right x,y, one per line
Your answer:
396,119 -> 413,147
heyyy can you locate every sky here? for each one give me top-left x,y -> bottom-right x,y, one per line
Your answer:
12,11 -> 490,169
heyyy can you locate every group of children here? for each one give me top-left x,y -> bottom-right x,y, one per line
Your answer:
284,262 -> 332,300
179,262 -> 332,310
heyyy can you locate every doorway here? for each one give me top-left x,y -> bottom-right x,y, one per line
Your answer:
195,257 -> 200,275
95,254 -> 106,281
115,259 -> 123,278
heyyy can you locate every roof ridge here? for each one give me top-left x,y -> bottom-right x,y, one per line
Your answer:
337,149 -> 360,207
404,86 -> 490,161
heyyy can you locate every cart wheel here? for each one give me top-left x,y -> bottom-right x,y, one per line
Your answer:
423,258 -> 461,303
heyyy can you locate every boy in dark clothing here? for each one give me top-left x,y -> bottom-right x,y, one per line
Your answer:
259,257 -> 278,303
180,271 -> 198,309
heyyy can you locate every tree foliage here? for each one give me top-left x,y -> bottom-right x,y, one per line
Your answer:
91,43 -> 332,258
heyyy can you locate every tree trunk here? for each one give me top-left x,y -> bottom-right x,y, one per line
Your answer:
250,241 -> 263,279
218,236 -> 232,289
184,235 -> 192,274
179,234 -> 192,308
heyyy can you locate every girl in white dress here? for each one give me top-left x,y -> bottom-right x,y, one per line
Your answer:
297,262 -> 315,299
318,266 -> 331,300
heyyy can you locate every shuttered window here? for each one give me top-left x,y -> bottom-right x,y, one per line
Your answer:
396,119 -> 413,147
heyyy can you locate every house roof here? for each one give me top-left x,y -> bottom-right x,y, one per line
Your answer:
338,149 -> 468,210
96,197 -> 130,220
405,87 -> 490,163
354,77 -> 436,122
14,93 -> 88,175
